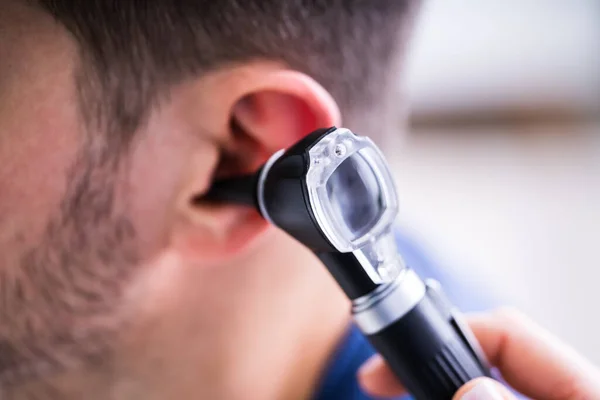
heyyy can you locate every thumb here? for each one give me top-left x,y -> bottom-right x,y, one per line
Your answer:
453,378 -> 516,400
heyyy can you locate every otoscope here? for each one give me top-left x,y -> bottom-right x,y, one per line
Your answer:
204,127 -> 492,400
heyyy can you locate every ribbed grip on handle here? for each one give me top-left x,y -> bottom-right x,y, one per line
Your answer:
420,338 -> 485,396
366,285 -> 491,400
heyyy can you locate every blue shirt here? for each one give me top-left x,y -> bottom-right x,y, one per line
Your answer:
313,230 -> 500,400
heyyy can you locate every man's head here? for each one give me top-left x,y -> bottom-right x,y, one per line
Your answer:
0,0 -> 419,395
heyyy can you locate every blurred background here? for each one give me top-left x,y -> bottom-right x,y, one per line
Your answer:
390,0 -> 600,362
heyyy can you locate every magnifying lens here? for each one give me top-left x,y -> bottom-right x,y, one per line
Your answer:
204,127 -> 492,400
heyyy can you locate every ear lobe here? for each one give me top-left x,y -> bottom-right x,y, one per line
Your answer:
232,71 -> 341,152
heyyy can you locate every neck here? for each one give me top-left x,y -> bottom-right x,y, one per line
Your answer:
5,233 -> 351,400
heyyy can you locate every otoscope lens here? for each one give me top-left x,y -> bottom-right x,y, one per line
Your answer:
326,152 -> 383,240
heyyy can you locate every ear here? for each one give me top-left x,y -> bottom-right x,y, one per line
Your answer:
231,70 -> 341,154
171,67 -> 341,264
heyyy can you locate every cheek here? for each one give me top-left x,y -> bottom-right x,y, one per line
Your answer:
0,6 -> 82,263
0,68 -> 81,265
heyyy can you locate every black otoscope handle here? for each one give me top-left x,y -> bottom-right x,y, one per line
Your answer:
362,279 -> 492,400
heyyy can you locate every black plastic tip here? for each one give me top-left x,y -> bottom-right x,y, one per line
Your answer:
198,172 -> 259,208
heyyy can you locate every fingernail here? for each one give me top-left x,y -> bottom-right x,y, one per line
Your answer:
461,380 -> 504,400
357,356 -> 380,376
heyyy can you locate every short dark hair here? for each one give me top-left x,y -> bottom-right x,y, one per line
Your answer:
36,0 -> 419,148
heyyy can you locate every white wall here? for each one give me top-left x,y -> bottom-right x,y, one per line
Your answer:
390,125 -> 600,364
405,0 -> 600,117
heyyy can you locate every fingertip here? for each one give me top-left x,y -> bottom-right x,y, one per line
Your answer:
453,378 -> 516,400
358,356 -> 407,398
358,354 -> 383,377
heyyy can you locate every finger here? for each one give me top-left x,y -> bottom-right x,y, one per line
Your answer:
358,355 -> 407,398
469,308 -> 600,399
453,378 -> 517,400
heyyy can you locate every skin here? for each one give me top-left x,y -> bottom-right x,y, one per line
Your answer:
1,2 -> 350,399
